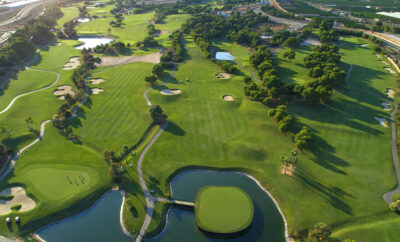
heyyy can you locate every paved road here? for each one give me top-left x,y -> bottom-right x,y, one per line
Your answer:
0,3 -> 41,27
345,64 -> 400,204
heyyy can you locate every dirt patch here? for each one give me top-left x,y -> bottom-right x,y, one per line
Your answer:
386,88 -> 395,98
62,57 -> 80,70
381,102 -> 391,111
89,78 -> 105,85
375,116 -> 388,127
160,89 -> 181,95
0,187 -> 36,215
223,95 -> 234,101
53,85 -> 75,99
216,72 -> 231,79
281,164 -> 296,176
158,30 -> 169,36
91,88 -> 104,94
385,67 -> 396,74
301,38 -> 322,46
97,52 -> 162,66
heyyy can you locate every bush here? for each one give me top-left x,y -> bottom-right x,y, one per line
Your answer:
10,204 -> 21,211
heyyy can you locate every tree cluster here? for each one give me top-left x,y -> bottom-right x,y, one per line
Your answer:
136,36 -> 158,48
147,24 -> 160,36
294,127 -> 312,150
150,105 -> 168,124
260,5 -> 301,20
92,41 -> 130,55
160,30 -> 185,63
268,105 -> 296,133
318,19 -> 339,43
154,5 -> 178,23
216,60 -> 237,73
0,5 -> 61,67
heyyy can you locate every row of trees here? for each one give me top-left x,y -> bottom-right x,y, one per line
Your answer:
52,51 -> 101,143
0,5 -> 62,67
268,105 -> 296,133
154,5 -> 178,23
216,60 -> 237,73
160,31 -> 185,63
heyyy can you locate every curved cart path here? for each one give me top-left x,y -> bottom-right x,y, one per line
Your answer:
0,68 -> 60,115
345,64 -> 400,204
0,120 -> 50,181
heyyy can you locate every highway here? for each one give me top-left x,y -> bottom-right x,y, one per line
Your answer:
0,2 -> 41,27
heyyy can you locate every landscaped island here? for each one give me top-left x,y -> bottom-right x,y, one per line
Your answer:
194,186 -> 254,235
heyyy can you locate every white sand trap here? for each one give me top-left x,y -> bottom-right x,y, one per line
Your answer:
374,116 -> 388,127
55,43 -> 62,46
159,30 -> 169,36
385,67 -> 396,74
160,89 -> 181,95
376,54 -> 382,58
91,88 -> 104,94
381,60 -> 390,65
381,102 -> 391,111
386,88 -> 395,98
302,38 -> 322,46
0,187 -> 36,215
89,78 -> 105,85
360,44 -> 368,47
53,85 -> 75,99
223,95 -> 234,101
216,72 -> 231,79
97,52 -> 162,66
62,57 -> 80,70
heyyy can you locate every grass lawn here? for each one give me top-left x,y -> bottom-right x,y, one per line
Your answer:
195,186 -> 254,234
57,6 -> 79,27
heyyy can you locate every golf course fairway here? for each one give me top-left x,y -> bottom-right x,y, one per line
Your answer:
195,186 -> 254,234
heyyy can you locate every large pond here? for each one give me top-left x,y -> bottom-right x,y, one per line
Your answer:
215,52 -> 235,61
75,36 -> 113,50
150,170 -> 286,242
36,190 -> 132,242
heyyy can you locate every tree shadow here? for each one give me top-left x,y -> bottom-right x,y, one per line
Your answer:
164,121 -> 185,136
293,168 -> 354,215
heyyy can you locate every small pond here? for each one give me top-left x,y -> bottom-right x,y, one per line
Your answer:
75,36 -> 113,50
215,52 -> 235,61
150,170 -> 286,242
36,190 -> 132,242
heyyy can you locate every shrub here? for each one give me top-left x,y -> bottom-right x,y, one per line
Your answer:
10,204 -> 21,211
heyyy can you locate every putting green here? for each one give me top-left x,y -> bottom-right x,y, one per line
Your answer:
21,166 -> 99,201
195,186 -> 254,234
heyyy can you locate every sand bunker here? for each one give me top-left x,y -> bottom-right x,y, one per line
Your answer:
381,60 -> 390,65
91,88 -> 104,94
216,72 -> 231,79
53,85 -> 75,99
302,38 -> 322,46
62,57 -> 80,70
160,89 -> 181,95
89,78 -> 105,85
360,44 -> 368,47
374,116 -> 388,127
97,52 -> 162,66
376,54 -> 382,59
386,88 -> 395,98
381,102 -> 391,111
158,30 -> 169,36
281,163 -> 296,176
0,187 -> 36,215
385,67 -> 396,74
223,95 -> 234,101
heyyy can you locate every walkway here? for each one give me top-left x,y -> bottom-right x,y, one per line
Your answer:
345,64 -> 400,204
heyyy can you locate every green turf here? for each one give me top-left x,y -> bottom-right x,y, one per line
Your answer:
57,6 -> 80,27
391,192 -> 400,202
195,186 -> 254,234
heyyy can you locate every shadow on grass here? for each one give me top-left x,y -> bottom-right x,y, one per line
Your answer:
293,167 -> 354,215
164,121 -> 185,136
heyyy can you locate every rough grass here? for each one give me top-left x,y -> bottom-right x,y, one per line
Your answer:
195,186 -> 253,234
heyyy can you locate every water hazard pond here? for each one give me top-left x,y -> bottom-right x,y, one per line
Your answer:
75,36 -> 113,50
150,170 -> 286,242
36,190 -> 131,242
37,170 -> 286,242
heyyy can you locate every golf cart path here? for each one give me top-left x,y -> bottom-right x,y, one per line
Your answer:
0,120 -> 50,181
0,68 -> 60,115
345,64 -> 400,204
135,64 -> 177,242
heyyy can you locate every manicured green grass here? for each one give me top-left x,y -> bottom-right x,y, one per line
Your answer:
391,192 -> 400,202
20,166 -> 98,201
195,186 -> 254,234
76,12 -> 154,45
57,6 -> 79,27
